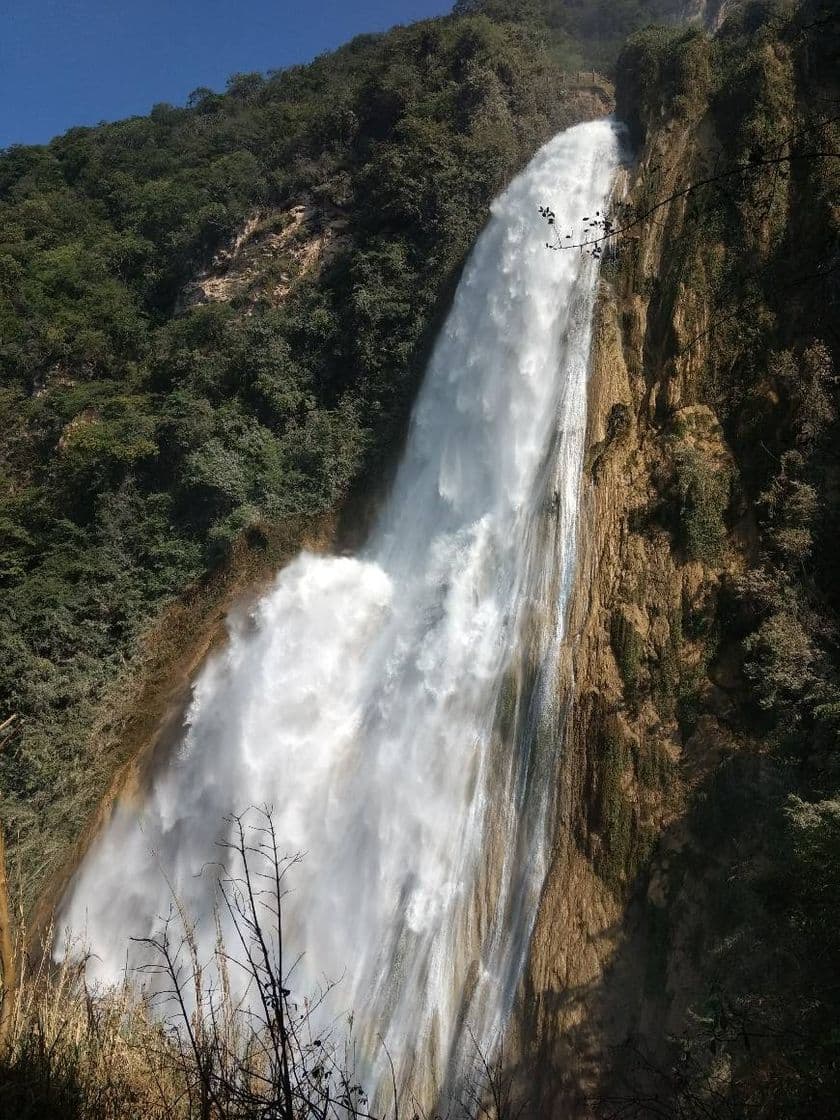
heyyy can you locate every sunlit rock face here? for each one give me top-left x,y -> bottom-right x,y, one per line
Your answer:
679,0 -> 734,30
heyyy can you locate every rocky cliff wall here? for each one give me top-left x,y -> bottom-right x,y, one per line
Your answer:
520,4 -> 839,1115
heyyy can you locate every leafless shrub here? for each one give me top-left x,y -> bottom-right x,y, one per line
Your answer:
1,807 -> 520,1120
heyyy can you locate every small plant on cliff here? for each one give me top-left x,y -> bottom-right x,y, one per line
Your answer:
610,609 -> 645,710
674,447 -> 730,566
595,730 -> 635,892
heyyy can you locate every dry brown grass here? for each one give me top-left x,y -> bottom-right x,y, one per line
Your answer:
1,924 -> 187,1120
0,809 -> 379,1120
0,809 -> 518,1120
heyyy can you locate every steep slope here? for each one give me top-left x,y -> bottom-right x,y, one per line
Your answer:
522,1 -> 839,1116
0,13 -> 611,911
454,0 -> 735,68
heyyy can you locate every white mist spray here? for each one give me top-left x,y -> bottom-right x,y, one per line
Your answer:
61,119 -> 621,1106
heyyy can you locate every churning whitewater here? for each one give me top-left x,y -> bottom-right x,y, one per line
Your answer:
62,119 -> 620,1104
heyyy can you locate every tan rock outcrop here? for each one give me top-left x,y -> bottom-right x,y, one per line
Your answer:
180,201 -> 351,312
517,113 -> 747,1117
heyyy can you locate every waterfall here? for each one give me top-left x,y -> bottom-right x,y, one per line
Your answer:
60,119 -> 621,1106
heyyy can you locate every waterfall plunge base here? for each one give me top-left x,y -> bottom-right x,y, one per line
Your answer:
60,119 -> 621,1109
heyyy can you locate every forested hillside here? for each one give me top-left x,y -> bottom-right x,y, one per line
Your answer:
454,0 -> 724,68
0,10 -> 608,905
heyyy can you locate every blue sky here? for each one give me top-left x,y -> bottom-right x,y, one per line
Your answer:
1,0 -> 454,149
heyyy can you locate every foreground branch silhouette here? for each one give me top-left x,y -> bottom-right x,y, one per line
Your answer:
540,111 -> 840,256
126,807 -> 380,1120
0,807 -> 522,1120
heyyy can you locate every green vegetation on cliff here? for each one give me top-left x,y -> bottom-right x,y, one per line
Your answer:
0,12 -> 605,904
455,0 -> 713,70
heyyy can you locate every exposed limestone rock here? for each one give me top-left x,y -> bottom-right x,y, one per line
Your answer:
518,106 -> 747,1116
179,201 -> 352,312
681,0 -> 734,32
57,407 -> 99,452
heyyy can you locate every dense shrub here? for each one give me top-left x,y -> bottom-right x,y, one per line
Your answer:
674,446 -> 730,565
610,608 -> 645,706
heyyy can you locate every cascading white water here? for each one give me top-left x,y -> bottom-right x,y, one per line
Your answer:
61,119 -> 620,1106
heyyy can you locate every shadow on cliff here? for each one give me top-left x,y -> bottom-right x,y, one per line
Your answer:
505,742 -> 806,1120
515,899 -> 667,1120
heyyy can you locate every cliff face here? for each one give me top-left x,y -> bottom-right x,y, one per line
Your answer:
523,3 -> 840,1116
523,187 -> 742,1116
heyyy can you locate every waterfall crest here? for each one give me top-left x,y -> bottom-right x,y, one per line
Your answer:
61,119 -> 621,1105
